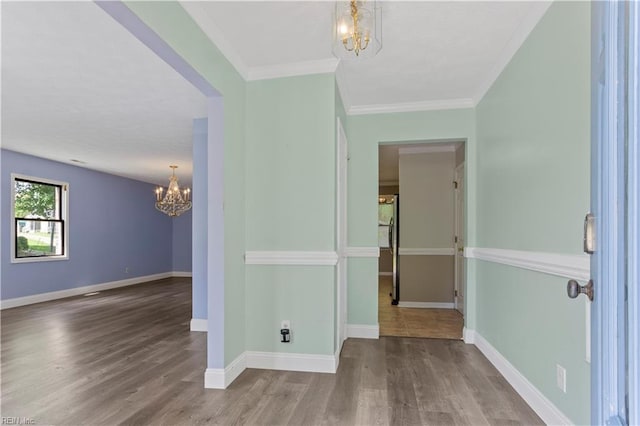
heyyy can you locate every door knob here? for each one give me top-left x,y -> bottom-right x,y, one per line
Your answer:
567,279 -> 594,301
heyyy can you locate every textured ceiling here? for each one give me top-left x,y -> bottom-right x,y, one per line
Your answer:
1,1 -> 550,185
183,1 -> 551,112
1,2 -> 207,186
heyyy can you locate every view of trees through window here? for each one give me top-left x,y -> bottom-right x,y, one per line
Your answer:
14,178 -> 64,258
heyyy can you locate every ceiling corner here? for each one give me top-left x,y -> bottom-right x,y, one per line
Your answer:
179,1 -> 250,81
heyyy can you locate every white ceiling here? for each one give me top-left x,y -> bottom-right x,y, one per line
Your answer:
1,1 -> 207,186
183,1 -> 551,113
1,1 -> 550,185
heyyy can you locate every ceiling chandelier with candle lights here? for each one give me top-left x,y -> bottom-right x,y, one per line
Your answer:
333,0 -> 382,59
154,165 -> 192,217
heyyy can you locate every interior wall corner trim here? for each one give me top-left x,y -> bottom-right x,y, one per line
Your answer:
398,247 -> 455,256
346,324 -> 380,339
204,352 -> 247,389
464,247 -> 590,282
244,251 -> 338,266
473,331 -> 573,426
345,247 -> 380,257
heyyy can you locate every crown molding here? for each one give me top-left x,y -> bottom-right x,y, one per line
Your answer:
179,1 -> 250,80
379,180 -> 399,187
398,145 -> 456,155
348,98 -> 475,116
247,58 -> 339,81
472,1 -> 552,105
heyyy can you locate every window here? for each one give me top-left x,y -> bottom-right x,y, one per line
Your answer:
11,174 -> 69,262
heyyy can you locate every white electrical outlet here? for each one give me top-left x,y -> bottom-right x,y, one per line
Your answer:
125,267 -> 130,274
556,364 -> 567,393
281,320 -> 290,330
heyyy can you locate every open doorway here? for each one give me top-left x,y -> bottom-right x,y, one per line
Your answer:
377,141 -> 465,339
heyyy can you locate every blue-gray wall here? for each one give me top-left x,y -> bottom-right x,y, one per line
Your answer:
1,149 -> 192,300
172,210 -> 192,272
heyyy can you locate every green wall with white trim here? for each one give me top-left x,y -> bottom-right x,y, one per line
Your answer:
244,74 -> 337,354
474,2 -> 591,424
345,109 -> 477,327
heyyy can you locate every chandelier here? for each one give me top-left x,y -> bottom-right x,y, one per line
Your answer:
333,0 -> 382,59
154,165 -> 192,217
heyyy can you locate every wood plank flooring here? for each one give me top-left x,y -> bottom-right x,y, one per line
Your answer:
379,276 -> 464,339
1,278 -> 542,425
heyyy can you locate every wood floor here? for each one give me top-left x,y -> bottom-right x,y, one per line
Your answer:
379,276 -> 464,339
1,278 -> 542,425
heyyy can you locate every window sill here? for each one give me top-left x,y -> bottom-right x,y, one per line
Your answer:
11,255 -> 69,264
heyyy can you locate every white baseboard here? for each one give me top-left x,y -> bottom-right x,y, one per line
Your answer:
347,324 -> 379,339
190,318 -> 208,332
397,301 -> 454,309
462,327 -> 475,344
472,330 -> 573,426
246,351 -> 337,373
204,352 -> 247,389
378,272 -> 393,276
173,271 -> 193,277
0,271 -> 191,310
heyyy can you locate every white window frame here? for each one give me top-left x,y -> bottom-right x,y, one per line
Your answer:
11,173 -> 69,263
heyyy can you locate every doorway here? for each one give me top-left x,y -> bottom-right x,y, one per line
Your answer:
377,141 -> 465,339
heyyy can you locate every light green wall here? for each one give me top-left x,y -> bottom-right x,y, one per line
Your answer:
346,109 -> 476,326
474,2 -> 590,424
245,74 -> 337,354
245,74 -> 336,251
125,1 -> 247,364
246,266 -> 335,355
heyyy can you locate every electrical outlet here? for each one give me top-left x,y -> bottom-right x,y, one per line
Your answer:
125,267 -> 130,274
556,364 -> 567,393
281,320 -> 290,330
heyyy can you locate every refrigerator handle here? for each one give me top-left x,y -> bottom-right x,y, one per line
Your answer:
388,218 -> 394,253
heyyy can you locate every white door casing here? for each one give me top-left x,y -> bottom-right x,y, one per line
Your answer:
454,163 -> 465,315
336,118 -> 348,350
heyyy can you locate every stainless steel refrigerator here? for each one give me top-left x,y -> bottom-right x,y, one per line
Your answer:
388,195 -> 400,304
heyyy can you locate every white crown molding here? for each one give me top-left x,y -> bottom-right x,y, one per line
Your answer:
345,247 -> 380,258
472,330 -> 574,426
465,247 -> 590,282
248,58 -> 339,81
397,301 -> 454,309
190,318 -> 207,332
398,145 -> 456,155
0,271 -> 189,310
348,98 -> 474,116
398,248 -> 455,256
179,1 -> 250,81
347,324 -> 380,339
246,351 -> 338,374
204,352 -> 247,389
245,251 -> 338,266
472,1 -> 553,105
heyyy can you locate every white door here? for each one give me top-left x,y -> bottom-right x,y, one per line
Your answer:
336,118 -> 348,350
454,163 -> 465,315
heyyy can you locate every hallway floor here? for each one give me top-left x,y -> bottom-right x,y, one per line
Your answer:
379,275 -> 464,339
1,278 -> 540,425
